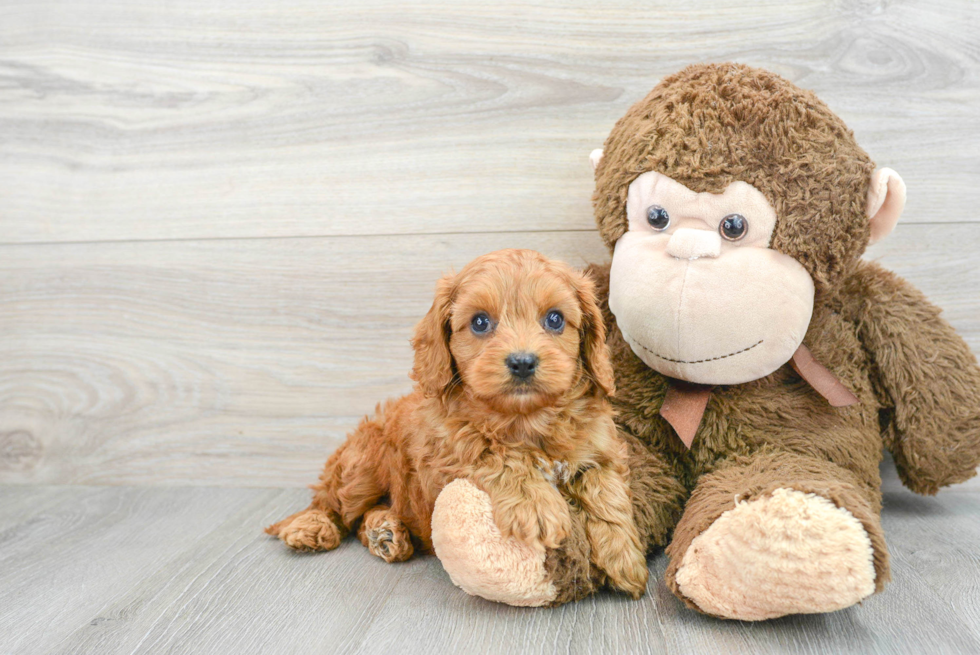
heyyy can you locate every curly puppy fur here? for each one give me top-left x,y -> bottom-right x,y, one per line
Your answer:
266,249 -> 648,598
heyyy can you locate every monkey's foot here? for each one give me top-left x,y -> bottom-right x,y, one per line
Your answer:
431,479 -> 557,607
358,508 -> 414,563
675,488 -> 876,621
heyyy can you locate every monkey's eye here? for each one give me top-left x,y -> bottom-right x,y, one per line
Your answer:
720,214 -> 748,241
646,205 -> 670,231
544,310 -> 565,333
470,313 -> 493,335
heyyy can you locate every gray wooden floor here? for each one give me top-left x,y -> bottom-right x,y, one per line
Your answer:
1,460 -> 978,655
2,0 -> 980,653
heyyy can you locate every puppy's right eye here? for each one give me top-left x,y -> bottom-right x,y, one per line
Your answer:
544,310 -> 565,333
470,313 -> 492,335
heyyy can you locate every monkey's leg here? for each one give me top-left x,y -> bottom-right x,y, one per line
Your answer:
666,448 -> 889,621
357,505 -> 414,563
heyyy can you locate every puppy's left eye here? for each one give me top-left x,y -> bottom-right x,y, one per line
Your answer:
544,310 -> 565,333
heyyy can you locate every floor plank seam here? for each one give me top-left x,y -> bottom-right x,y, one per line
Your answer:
0,221 -> 975,250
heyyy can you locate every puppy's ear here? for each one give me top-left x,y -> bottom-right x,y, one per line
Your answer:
572,270 -> 615,397
411,272 -> 457,398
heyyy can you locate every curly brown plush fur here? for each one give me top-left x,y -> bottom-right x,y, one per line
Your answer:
593,63 -> 874,295
529,63 -> 980,617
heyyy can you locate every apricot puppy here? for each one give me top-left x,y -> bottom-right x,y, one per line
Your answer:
266,249 -> 648,599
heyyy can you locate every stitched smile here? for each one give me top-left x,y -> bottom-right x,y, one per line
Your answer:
624,331 -> 764,364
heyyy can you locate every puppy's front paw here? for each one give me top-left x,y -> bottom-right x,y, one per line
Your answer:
494,489 -> 571,550
267,509 -> 344,552
601,541 -> 649,599
589,522 -> 649,599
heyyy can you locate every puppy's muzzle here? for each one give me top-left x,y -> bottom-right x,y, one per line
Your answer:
506,352 -> 538,380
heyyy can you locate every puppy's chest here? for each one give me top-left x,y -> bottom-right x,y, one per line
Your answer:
535,456 -> 590,488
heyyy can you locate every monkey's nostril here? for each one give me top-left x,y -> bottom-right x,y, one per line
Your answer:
506,352 -> 538,380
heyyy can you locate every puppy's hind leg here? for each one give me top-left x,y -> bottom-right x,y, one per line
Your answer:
267,407 -> 390,552
358,505 -> 414,563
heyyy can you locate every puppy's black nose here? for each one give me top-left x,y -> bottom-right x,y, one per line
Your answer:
506,352 -> 538,379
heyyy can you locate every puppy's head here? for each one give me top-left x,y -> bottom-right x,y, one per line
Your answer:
411,249 -> 614,413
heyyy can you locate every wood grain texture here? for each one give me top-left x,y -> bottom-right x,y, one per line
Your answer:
1,0 -> 978,244
0,224 -> 977,487
0,230 -> 607,486
1,1 -> 978,652
0,460 -> 978,655
0,485 -> 282,654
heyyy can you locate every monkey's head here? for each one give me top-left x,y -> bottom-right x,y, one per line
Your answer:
592,63 -> 906,385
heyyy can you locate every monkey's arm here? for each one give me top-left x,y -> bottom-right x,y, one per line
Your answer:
849,260 -> 980,494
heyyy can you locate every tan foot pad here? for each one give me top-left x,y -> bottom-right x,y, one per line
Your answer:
431,479 -> 557,607
675,487 -> 876,621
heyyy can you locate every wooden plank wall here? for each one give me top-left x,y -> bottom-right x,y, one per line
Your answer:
2,0 -> 979,487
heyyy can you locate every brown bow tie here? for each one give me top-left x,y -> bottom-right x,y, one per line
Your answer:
659,344 -> 859,449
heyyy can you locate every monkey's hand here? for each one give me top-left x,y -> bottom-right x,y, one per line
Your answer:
431,478 -> 599,607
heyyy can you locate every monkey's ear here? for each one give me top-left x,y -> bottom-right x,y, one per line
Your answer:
411,273 -> 457,398
589,149 -> 604,172
867,168 -> 906,245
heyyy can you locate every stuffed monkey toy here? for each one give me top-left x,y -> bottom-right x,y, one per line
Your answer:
430,63 -> 980,619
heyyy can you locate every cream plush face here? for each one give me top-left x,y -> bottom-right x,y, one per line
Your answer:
608,171 -> 815,385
